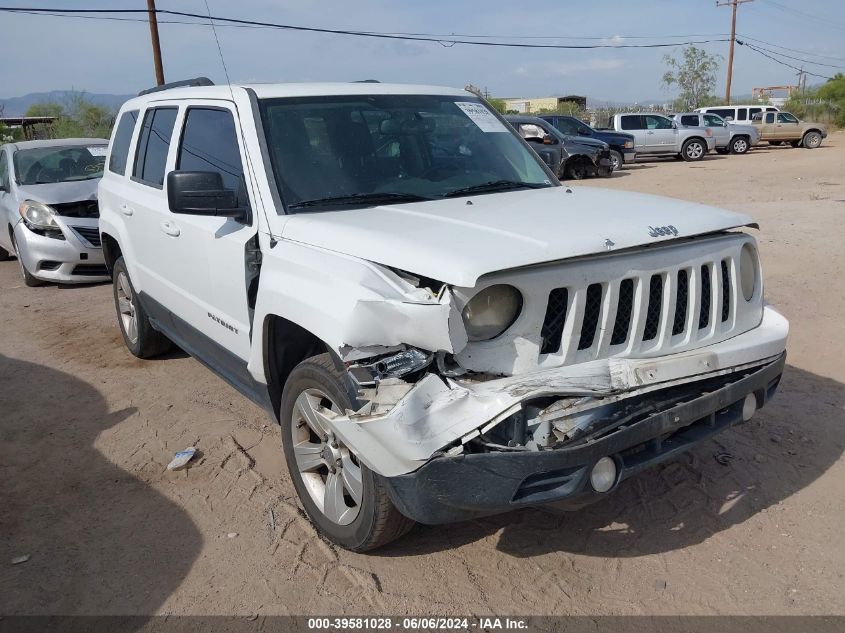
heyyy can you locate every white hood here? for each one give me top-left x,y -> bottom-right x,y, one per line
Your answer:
279,186 -> 755,287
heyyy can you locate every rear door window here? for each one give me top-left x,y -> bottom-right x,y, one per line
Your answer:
133,107 -> 178,187
680,115 -> 699,126
736,108 -> 748,121
108,110 -> 139,176
620,115 -> 642,130
176,107 -> 246,204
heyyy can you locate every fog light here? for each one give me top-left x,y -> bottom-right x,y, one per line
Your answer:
742,394 -> 757,421
590,457 -> 617,493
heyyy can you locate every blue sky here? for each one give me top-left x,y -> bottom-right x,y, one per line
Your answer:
1,0 -> 843,102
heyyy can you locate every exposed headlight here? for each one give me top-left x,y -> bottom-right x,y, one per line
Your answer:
461,284 -> 523,341
19,200 -> 58,230
624,140 -> 634,149
739,242 -> 759,301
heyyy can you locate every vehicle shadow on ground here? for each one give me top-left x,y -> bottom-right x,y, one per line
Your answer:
379,364 -> 843,558
0,354 -> 202,619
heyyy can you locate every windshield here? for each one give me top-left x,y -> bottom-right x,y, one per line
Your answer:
13,145 -> 107,185
258,94 -> 555,212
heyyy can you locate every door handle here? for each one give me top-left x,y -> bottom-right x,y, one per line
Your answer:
646,130 -> 655,134
160,220 -> 181,237
120,204 -> 134,216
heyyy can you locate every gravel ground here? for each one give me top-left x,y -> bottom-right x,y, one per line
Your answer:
1,134 -> 843,617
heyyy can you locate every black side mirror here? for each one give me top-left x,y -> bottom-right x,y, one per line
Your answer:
167,171 -> 246,219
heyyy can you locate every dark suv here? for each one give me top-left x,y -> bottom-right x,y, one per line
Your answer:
505,115 -> 613,180
540,115 -> 636,171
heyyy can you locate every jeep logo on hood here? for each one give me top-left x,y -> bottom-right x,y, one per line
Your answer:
648,225 -> 679,237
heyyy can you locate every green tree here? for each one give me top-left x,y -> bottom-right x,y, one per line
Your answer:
662,46 -> 722,111
25,93 -> 116,139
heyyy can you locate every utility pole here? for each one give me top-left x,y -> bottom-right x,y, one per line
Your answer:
717,0 -> 754,104
146,0 -> 165,85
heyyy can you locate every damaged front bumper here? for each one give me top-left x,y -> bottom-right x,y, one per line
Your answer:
383,353 -> 784,523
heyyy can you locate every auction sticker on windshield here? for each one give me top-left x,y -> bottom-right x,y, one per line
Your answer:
87,146 -> 108,157
455,102 -> 508,133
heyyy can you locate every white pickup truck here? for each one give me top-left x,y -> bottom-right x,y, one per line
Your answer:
606,113 -> 716,161
98,80 -> 788,551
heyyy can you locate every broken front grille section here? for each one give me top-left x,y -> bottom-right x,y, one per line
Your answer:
610,278 -> 634,345
538,256 -> 736,362
578,284 -> 603,350
672,269 -> 689,335
540,288 -> 569,354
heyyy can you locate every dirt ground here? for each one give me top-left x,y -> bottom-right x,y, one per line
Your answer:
2,135 -> 844,617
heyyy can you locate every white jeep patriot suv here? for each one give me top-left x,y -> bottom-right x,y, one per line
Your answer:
99,79 -> 789,551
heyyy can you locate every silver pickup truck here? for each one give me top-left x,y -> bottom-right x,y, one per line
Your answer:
607,113 -> 716,161
673,112 -> 759,155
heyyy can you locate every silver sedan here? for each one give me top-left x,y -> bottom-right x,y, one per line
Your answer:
0,138 -> 109,285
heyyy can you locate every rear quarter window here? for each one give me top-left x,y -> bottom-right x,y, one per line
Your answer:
108,110 -> 139,176
133,107 -> 178,188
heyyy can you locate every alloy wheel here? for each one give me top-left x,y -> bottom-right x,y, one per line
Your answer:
116,271 -> 139,345
733,139 -> 748,153
291,388 -> 363,526
686,142 -> 704,159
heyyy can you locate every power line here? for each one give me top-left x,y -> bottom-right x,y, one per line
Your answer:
737,40 -> 833,80
0,9 -> 733,41
737,34 -> 845,63
0,6 -> 731,49
736,41 -> 845,70
757,0 -> 845,30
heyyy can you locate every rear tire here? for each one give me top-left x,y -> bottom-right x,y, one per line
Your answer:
802,131 -> 822,149
112,256 -> 171,358
730,136 -> 749,154
681,138 -> 706,161
280,354 -> 415,551
11,233 -> 45,287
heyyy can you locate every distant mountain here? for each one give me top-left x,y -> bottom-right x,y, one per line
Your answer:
0,90 -> 135,116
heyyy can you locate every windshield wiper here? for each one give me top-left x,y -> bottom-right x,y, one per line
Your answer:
288,192 -> 431,210
442,180 -> 548,198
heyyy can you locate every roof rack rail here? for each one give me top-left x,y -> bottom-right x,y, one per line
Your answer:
138,77 -> 215,96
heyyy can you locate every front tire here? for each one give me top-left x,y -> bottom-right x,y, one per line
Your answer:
730,136 -> 749,154
280,354 -> 414,551
681,138 -> 706,161
609,150 -> 623,172
11,233 -> 45,287
112,257 -> 171,358
802,131 -> 822,149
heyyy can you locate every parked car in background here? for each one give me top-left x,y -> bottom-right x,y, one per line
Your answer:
0,138 -> 109,286
751,111 -> 827,148
505,115 -> 613,179
695,105 -> 780,125
539,114 -> 636,171
672,112 -> 759,155
605,113 -> 715,161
